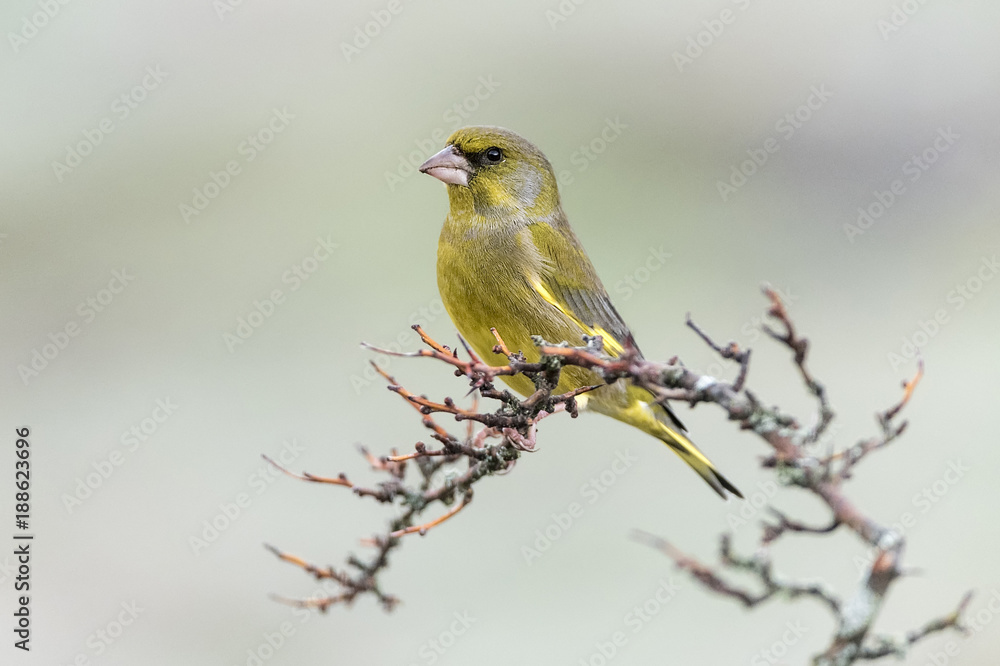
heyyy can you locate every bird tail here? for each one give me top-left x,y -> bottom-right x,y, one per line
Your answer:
591,390 -> 743,500
650,419 -> 743,500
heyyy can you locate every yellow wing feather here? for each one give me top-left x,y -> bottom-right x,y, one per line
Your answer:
528,272 -> 742,499
529,278 -> 626,356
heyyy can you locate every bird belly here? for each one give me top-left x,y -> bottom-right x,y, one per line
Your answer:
437,235 -> 605,399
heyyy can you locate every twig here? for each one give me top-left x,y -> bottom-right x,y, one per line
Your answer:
263,455 -> 354,488
761,287 -> 834,444
686,313 -> 752,391
389,491 -> 472,538
267,291 -> 970,665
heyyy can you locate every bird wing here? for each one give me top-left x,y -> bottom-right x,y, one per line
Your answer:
526,221 -> 688,432
526,221 -> 636,357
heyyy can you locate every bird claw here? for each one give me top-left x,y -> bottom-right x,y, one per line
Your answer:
503,425 -> 539,452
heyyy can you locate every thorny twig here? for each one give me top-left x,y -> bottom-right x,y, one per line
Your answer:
266,289 -> 970,664
264,326 -> 588,613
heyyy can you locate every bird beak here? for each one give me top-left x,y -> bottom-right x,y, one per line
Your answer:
419,145 -> 472,187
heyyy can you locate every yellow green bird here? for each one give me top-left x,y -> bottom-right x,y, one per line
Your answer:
419,126 -> 741,499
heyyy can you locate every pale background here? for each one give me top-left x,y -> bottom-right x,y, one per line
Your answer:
2,1 -> 999,664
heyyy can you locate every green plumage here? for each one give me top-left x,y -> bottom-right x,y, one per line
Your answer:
425,126 -> 741,499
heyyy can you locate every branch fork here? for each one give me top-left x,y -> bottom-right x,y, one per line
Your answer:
263,291 -> 969,665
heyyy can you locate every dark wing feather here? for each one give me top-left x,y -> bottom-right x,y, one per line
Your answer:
527,220 -> 688,432
558,285 -> 640,355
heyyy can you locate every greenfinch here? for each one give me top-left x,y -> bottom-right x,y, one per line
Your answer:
419,126 -> 741,499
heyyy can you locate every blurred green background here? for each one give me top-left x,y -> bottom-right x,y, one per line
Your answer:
3,1 -> 999,664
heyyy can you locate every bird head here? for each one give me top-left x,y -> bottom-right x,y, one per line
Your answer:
419,126 -> 560,221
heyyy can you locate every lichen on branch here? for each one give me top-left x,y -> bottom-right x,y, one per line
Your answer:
265,288 -> 970,665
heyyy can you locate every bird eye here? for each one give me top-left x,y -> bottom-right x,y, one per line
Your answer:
485,147 -> 503,163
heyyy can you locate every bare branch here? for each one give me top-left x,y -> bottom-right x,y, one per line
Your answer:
761,286 -> 834,444
389,490 -> 472,538
267,294 -> 970,665
685,312 -> 752,391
